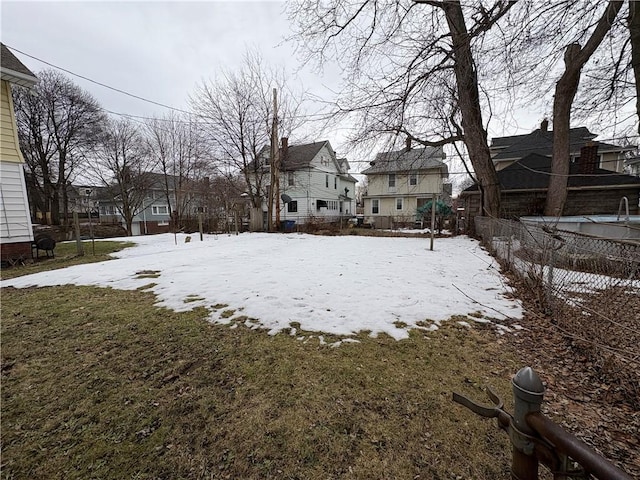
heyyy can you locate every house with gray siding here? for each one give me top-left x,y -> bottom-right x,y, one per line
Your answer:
97,173 -> 205,235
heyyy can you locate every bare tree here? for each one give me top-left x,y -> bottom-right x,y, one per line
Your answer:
189,50 -> 304,217
146,112 -> 210,229
288,0 -> 518,217
13,69 -> 105,225
629,0 -> 640,134
94,118 -> 153,236
542,1 -> 624,215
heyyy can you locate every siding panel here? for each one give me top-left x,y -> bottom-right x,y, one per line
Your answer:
0,80 -> 24,164
1,161 -> 34,243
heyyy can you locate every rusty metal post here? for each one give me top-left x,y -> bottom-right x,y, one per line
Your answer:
511,366 -> 545,480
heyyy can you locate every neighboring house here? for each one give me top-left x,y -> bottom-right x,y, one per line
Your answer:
460,144 -> 640,221
361,140 -> 449,229
0,44 -> 37,263
490,123 -> 635,173
68,184 -> 101,217
625,155 -> 640,177
97,172 -> 217,235
253,139 -> 358,227
98,173 -> 180,235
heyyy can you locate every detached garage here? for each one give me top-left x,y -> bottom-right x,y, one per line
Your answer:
1,44 -> 37,264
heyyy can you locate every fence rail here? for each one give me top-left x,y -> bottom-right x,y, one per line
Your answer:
454,367 -> 633,480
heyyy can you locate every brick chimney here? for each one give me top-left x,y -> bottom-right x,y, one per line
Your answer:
406,137 -> 412,152
281,137 -> 288,165
540,118 -> 549,132
578,142 -> 599,175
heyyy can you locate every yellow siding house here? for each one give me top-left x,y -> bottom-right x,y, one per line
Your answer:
1,43 -> 37,264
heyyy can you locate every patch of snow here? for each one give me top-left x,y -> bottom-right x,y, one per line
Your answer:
2,233 -> 523,339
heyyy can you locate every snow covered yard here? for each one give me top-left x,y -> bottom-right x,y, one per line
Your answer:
1,233 -> 522,339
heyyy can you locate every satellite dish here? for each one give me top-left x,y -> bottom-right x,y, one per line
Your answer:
281,194 -> 292,204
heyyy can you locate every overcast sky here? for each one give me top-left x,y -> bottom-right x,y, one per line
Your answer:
2,1 -> 634,179
2,1 -> 352,151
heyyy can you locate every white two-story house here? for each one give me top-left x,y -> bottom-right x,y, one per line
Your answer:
255,139 -> 358,228
362,141 -> 449,229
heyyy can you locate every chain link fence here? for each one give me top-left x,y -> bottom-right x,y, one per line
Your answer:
474,216 -> 640,400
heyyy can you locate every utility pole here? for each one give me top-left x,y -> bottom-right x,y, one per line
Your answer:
268,88 -> 281,232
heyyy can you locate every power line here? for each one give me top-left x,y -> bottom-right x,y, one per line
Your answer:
5,45 -> 195,116
5,44 -> 328,123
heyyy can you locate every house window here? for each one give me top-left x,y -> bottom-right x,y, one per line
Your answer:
288,172 -> 295,186
372,199 -> 379,214
100,205 -> 116,215
325,174 -> 329,188
152,205 -> 169,215
396,198 -> 403,210
288,201 -> 298,213
388,174 -> 396,188
409,173 -> 417,186
334,177 -> 337,189
157,220 -> 170,226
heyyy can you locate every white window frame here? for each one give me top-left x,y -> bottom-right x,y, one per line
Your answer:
152,205 -> 169,216
372,199 -> 379,215
409,173 -> 418,186
388,174 -> 396,188
288,172 -> 295,186
396,198 -> 403,211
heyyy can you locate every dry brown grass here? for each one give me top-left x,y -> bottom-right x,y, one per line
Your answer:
0,240 -> 135,281
1,285 -> 521,479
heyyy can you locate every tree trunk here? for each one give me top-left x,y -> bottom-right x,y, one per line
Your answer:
50,189 -> 61,225
545,1 -> 623,216
443,1 -> 501,218
630,0 -> 640,134
545,45 -> 581,217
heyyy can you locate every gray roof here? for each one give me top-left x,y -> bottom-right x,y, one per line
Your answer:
463,153 -> 640,192
491,127 -> 631,161
1,44 -> 37,87
362,146 -> 446,174
281,141 -> 332,170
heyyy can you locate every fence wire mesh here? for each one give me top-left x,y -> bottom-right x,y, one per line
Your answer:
474,217 -> 640,398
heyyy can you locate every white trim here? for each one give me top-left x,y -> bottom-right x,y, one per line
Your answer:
151,205 -> 169,215
371,198 -> 379,215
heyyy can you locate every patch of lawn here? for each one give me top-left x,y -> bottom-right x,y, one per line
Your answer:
0,240 -> 135,280
136,270 -> 162,279
1,285 -> 520,479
